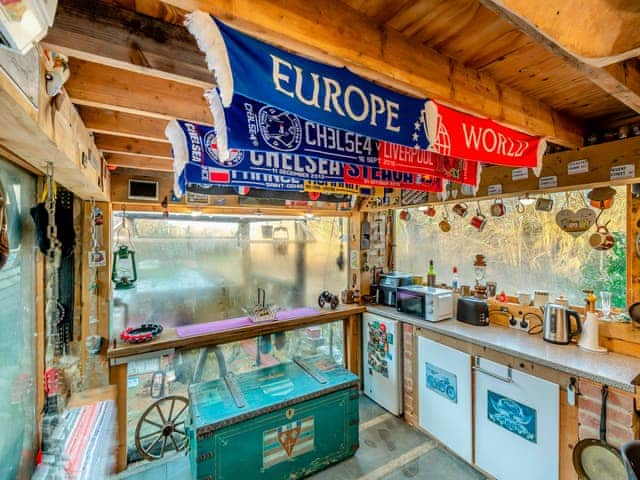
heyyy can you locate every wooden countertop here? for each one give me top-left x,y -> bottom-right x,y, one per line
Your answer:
108,304 -> 365,361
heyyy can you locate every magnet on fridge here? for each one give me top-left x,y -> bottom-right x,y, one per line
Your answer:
387,353 -> 392,360
387,333 -> 393,344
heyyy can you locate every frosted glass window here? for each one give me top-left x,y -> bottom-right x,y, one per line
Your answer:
112,214 -> 347,329
395,188 -> 626,308
0,158 -> 36,480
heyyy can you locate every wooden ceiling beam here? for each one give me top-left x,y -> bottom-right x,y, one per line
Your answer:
42,0 -> 213,88
65,58 -> 212,124
163,0 -> 583,147
93,133 -> 173,158
478,0 -> 640,67
104,152 -> 174,171
78,106 -> 169,142
480,0 -> 640,115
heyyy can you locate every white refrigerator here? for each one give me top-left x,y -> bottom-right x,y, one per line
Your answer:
418,336 -> 473,463
362,312 -> 403,415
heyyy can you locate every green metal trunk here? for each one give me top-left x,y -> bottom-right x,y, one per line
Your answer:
187,356 -> 360,480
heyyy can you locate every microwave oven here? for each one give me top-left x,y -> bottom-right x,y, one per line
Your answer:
396,286 -> 454,322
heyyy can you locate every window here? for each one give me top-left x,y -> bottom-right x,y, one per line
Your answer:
0,158 -> 36,480
112,214 -> 347,331
395,187 -> 626,308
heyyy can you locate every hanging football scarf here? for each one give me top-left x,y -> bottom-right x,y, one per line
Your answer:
423,100 -> 546,174
167,119 -> 443,196
377,142 -> 478,185
210,92 -> 478,186
186,12 -> 431,161
344,165 -> 442,192
176,162 -> 305,195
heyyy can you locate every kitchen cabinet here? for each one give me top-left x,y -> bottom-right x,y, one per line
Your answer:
362,313 -> 402,415
417,336 -> 473,462
474,356 -> 559,480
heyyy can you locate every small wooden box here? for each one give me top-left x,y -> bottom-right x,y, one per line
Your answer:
187,356 -> 360,480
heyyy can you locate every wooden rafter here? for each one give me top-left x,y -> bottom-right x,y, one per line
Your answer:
43,0 -> 213,88
65,57 -> 212,123
480,0 -> 640,114
78,106 -> 169,142
104,152 -> 174,171
61,0 -> 583,147
479,0 -> 640,67
93,133 -> 173,158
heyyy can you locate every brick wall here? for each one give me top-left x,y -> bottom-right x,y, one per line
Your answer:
578,379 -> 638,448
402,323 -> 418,427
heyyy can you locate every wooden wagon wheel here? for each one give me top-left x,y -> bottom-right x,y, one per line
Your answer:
135,395 -> 189,460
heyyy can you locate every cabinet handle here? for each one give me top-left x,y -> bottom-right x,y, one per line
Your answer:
473,356 -> 513,383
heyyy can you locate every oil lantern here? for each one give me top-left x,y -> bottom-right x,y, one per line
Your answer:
112,245 -> 137,289
112,211 -> 137,290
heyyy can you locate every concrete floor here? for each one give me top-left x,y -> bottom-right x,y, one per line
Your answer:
116,395 -> 487,480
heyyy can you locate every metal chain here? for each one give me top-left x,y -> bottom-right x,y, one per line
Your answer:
44,162 -> 63,361
89,198 -> 98,251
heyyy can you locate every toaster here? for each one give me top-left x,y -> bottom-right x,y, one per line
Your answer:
456,297 -> 489,326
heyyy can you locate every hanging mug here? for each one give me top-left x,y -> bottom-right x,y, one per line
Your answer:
399,209 -> 411,221
470,210 -> 487,231
425,205 -> 437,217
490,199 -> 506,217
439,207 -> 451,232
589,225 -> 615,251
439,218 -> 451,232
535,196 -> 554,212
453,202 -> 468,218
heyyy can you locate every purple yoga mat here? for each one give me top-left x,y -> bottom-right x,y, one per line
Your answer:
175,307 -> 320,338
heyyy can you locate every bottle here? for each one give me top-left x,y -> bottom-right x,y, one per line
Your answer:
451,266 -> 459,291
427,260 -> 436,287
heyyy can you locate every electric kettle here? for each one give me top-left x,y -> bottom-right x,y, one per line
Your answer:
542,303 -> 582,344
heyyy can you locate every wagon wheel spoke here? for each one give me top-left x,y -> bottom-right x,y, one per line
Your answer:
160,436 -> 168,457
173,404 -> 188,422
143,418 -> 163,429
174,427 -> 186,437
155,404 -> 167,424
169,433 -> 180,451
139,429 -> 163,440
146,433 -> 163,455
167,398 -> 176,423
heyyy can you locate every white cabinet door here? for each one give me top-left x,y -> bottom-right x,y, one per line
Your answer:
363,313 -> 402,415
418,336 -> 472,462
474,357 -> 559,480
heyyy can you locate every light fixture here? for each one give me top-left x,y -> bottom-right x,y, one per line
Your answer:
519,193 -> 536,206
304,212 -> 314,219
190,209 -> 202,217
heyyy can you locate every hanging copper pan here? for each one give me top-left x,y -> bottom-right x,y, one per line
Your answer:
573,385 -> 626,479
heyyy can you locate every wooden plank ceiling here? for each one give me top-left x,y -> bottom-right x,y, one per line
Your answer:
43,0 -> 640,174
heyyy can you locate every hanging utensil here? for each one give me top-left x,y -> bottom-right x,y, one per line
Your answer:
573,385 -> 626,479
336,218 -> 345,271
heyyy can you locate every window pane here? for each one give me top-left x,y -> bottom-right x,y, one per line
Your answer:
395,188 -> 626,308
0,158 -> 36,480
112,214 -> 347,330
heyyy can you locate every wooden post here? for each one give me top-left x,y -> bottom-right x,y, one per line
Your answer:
627,185 -> 640,307
109,363 -> 128,472
344,314 -> 362,379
